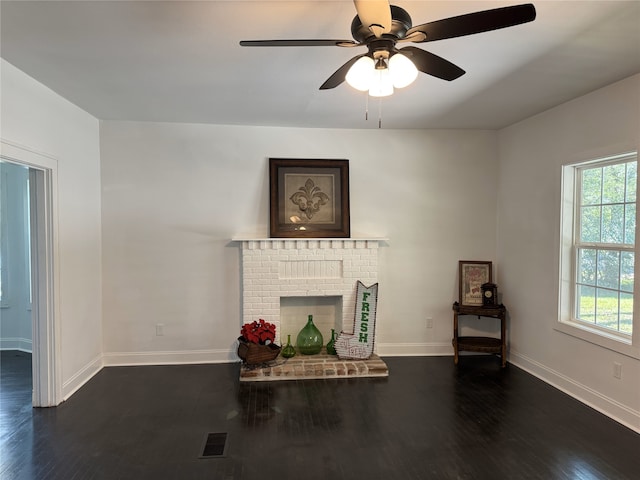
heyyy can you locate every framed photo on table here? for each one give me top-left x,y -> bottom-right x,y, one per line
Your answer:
459,261 -> 492,306
269,158 -> 350,238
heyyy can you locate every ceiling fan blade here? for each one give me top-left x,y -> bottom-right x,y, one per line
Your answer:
399,47 -> 465,81
320,54 -> 367,90
240,39 -> 358,47
406,3 -> 536,43
354,0 -> 392,37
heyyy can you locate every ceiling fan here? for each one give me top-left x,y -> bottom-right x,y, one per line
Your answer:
240,1 -> 536,96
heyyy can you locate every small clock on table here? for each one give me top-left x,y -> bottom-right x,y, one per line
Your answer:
481,282 -> 498,307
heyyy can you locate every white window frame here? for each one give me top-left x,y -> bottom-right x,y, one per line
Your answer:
558,152 -> 640,360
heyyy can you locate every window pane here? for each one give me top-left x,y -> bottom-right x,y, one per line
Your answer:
581,167 -> 602,205
626,161 -> 637,202
597,250 -> 620,289
577,285 -> 595,323
621,251 -> 634,293
595,288 -> 618,331
625,203 -> 636,244
578,248 -> 596,285
601,204 -> 624,243
620,292 -> 633,334
602,163 -> 625,203
580,206 -> 601,242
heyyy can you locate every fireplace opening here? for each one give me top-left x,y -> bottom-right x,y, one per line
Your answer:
279,296 -> 343,345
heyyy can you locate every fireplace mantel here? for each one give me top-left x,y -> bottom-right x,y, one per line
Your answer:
232,237 -> 388,244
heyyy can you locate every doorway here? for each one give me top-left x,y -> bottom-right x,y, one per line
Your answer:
1,162 -> 30,349
1,140 -> 61,407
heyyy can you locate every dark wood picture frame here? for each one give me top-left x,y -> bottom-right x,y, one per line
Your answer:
269,158 -> 350,238
458,261 -> 493,306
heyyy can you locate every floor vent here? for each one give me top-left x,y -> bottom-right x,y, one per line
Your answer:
199,432 -> 228,458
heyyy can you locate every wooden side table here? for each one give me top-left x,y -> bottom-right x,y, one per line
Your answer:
452,302 -> 507,367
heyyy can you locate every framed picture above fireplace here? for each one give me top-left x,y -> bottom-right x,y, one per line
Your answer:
269,158 -> 350,238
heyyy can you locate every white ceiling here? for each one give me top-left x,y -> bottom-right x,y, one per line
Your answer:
1,0 -> 639,130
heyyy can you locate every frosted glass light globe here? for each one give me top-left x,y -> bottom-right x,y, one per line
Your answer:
346,56 -> 375,91
369,67 -> 394,97
389,53 -> 418,88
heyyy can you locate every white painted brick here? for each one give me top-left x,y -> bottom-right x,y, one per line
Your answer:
240,239 -> 382,334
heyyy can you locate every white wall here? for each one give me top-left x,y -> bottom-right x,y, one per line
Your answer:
0,59 -> 103,399
0,161 -> 31,351
99,122 -> 498,364
497,74 -> 640,431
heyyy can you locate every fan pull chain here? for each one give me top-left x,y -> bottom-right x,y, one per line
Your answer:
365,93 -> 369,121
362,94 -> 382,128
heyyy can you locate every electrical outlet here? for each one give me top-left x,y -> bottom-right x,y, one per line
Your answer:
426,317 -> 434,329
156,324 -> 164,336
613,362 -> 622,379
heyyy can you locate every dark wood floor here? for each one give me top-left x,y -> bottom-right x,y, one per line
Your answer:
1,350 -> 639,480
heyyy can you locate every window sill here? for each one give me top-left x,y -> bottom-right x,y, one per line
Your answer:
555,321 -> 639,360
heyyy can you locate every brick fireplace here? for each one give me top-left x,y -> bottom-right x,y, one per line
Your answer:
237,238 -> 383,346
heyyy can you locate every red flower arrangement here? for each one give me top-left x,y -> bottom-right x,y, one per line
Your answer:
240,319 -> 276,345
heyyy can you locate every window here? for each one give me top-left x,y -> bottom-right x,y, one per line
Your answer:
559,152 -> 639,357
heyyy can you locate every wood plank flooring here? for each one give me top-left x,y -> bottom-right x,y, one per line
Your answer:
1,350 -> 639,480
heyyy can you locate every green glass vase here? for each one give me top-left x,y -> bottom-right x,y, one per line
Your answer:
297,315 -> 323,355
281,334 -> 296,358
326,328 -> 337,355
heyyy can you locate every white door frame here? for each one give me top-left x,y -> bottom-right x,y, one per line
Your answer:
1,139 -> 62,406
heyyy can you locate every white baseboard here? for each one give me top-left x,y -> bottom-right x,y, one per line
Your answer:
510,349 -> 640,434
0,337 -> 33,352
102,348 -> 235,366
62,353 -> 103,401
376,342 -> 453,357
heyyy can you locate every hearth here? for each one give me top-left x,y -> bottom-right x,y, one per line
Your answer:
239,350 -> 389,382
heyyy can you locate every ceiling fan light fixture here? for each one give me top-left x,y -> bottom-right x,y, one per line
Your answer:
242,2 -> 538,97
346,56 -> 375,91
389,53 -> 418,88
